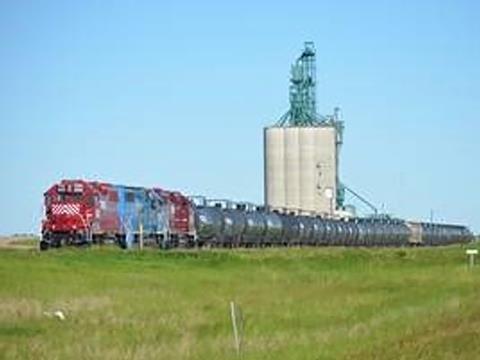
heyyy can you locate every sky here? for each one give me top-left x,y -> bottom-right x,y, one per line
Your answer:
0,0 -> 479,234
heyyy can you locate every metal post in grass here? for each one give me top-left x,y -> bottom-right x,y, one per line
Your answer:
139,223 -> 144,251
230,301 -> 242,356
466,249 -> 478,269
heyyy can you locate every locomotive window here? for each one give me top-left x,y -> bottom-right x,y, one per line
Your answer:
126,192 -> 135,202
71,193 -> 83,200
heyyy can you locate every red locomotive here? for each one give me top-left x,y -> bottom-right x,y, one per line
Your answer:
153,188 -> 196,246
42,180 -> 100,248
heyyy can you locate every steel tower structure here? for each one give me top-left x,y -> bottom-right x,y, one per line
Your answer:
277,42 -> 320,126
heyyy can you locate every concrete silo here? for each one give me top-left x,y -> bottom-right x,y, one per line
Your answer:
264,42 -> 343,216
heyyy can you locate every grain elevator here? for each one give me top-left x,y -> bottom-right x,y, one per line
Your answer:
264,42 -> 344,216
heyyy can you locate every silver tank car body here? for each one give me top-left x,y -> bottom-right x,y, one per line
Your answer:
263,212 -> 283,244
244,211 -> 266,244
311,218 -> 326,245
195,206 -> 224,242
222,209 -> 247,243
280,214 -> 300,244
297,216 -> 314,245
322,220 -> 336,246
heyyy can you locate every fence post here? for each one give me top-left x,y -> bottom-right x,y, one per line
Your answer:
230,301 -> 241,356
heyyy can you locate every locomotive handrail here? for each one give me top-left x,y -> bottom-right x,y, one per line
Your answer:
188,195 -> 207,207
207,199 -> 232,209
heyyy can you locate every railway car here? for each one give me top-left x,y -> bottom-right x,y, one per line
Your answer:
42,180 -> 98,249
153,188 -> 196,247
242,205 -> 266,247
263,211 -> 283,246
405,221 -> 472,246
114,185 -> 169,249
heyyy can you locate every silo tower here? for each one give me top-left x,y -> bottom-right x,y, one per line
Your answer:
264,42 -> 344,216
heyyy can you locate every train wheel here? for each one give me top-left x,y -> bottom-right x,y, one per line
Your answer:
39,241 -> 49,251
117,237 -> 127,250
160,241 -> 170,250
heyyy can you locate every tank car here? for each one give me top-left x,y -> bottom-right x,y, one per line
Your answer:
194,204 -> 224,246
222,207 -> 247,247
242,206 -> 267,247
297,216 -> 314,246
311,217 -> 326,246
321,220 -> 335,246
355,220 -> 368,246
263,211 -> 283,246
280,213 -> 300,246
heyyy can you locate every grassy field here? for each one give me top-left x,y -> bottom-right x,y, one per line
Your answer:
1,242 -> 480,359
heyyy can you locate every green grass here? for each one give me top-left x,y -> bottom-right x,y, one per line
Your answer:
1,245 -> 480,359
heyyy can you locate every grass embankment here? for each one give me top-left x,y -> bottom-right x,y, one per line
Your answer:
1,244 -> 480,359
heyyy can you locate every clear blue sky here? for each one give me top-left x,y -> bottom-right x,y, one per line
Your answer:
1,0 -> 479,234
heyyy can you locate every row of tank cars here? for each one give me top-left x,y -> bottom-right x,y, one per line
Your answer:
40,179 -> 473,250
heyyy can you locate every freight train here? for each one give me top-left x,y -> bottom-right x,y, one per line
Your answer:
40,179 -> 473,250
